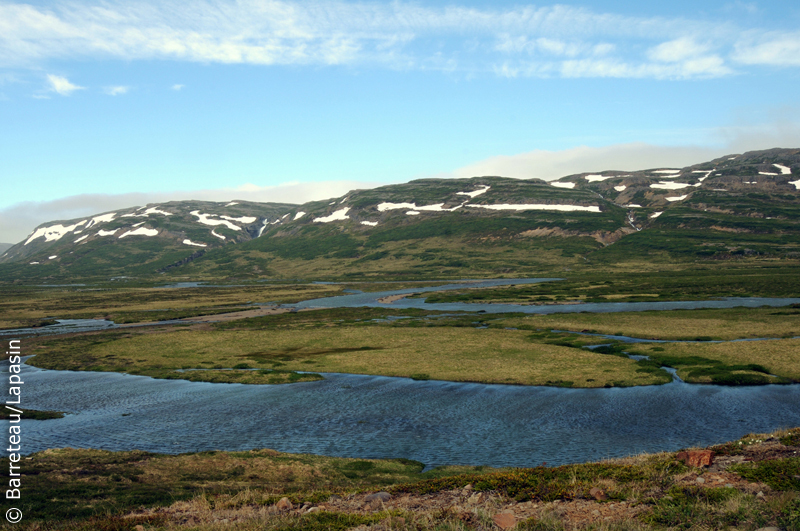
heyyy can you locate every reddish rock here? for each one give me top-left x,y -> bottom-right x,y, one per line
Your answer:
677,450 -> 714,467
492,512 -> 516,529
589,487 -> 608,501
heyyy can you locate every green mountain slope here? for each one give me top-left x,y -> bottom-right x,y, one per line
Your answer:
2,148 -> 799,281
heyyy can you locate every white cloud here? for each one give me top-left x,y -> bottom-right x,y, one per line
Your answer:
171,84 -> 184,90
0,0 -> 786,80
46,74 -> 84,95
648,38 -> 710,63
733,32 -> 800,67
0,180 -> 381,244
104,85 -> 129,95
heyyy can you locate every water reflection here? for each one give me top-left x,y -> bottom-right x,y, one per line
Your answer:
11,362 -> 800,468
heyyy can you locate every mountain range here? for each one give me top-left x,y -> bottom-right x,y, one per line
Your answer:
2,148 -> 799,281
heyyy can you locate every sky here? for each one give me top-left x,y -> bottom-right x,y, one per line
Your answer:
1,0 -> 800,243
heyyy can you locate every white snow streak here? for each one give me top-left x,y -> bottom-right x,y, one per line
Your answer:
653,169 -> 681,174
118,227 -> 158,238
74,234 -> 89,243
665,195 -> 688,202
789,179 -> 800,190
774,164 -> 792,175
584,174 -> 611,182
627,204 -> 642,208
378,202 -> 462,212
98,229 -> 118,236
294,211 -> 306,220
211,229 -> 226,240
650,211 -> 663,219
550,182 -> 576,189
313,207 -> 350,223
191,211 -> 242,231
183,239 -> 207,247
614,185 -> 626,192
220,215 -> 256,223
377,202 -> 417,211
84,213 -> 116,229
456,185 -> 490,197
361,221 -> 378,226
466,204 -> 601,212
406,211 -> 420,216
24,220 -> 87,245
651,182 -> 691,190
48,255 -> 57,259
122,207 -> 172,218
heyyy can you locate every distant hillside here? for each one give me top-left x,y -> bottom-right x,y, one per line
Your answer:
2,148 -> 799,281
0,243 -> 12,256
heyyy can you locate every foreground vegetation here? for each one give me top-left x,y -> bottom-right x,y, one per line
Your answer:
7,428 -> 800,530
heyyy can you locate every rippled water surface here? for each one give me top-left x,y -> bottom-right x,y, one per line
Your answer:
12,362 -> 800,468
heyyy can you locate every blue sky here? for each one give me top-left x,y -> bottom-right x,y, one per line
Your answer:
1,0 -> 800,242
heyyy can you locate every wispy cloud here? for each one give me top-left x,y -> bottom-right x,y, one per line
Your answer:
171,84 -> 184,91
46,74 -> 84,95
733,31 -> 800,67
0,1 -> 795,80
104,85 -> 129,96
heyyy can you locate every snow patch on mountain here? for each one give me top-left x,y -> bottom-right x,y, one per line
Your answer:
789,179 -> 800,190
650,211 -> 663,219
378,202 -> 463,212
456,185 -> 490,197
211,230 -> 226,240
118,227 -> 158,238
220,215 -> 256,224
614,185 -> 626,192
74,235 -> 89,243
98,229 -> 118,236
651,182 -> 690,190
225,202 -> 239,207
550,182 -> 575,189
314,207 -> 350,223
25,220 -> 87,245
191,211 -> 242,231
585,175 -> 611,182
294,212 -> 306,220
48,255 -> 57,259
665,195 -> 689,202
774,164 -> 792,175
406,211 -> 420,216
378,202 -> 416,211
361,221 -> 378,226
122,207 -> 172,218
84,213 -> 116,230
466,204 -> 601,212
653,169 -> 681,174
183,239 -> 207,247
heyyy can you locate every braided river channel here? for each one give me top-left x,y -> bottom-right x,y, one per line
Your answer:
6,278 -> 800,467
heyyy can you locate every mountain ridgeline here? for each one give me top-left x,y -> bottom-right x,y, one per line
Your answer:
3,148 -> 800,281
